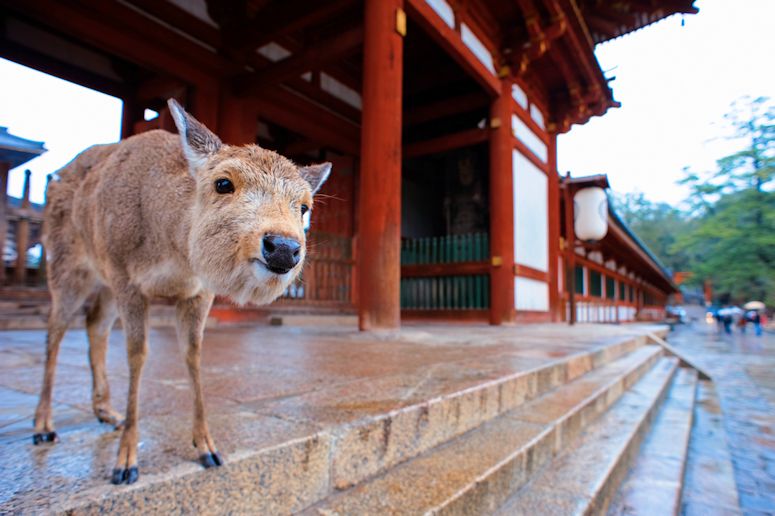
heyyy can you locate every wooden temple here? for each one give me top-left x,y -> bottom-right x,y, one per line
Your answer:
0,0 -> 694,328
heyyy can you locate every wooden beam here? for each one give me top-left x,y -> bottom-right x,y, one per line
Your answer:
511,136 -> 548,174
514,264 -> 548,282
1,0 -> 223,86
511,99 -> 551,145
229,0 -> 356,51
236,27 -> 363,95
254,86 -> 360,155
124,0 -> 222,48
286,76 -> 361,123
0,38 -> 130,99
404,92 -> 489,126
405,0 -> 500,97
404,128 -> 488,159
401,261 -> 489,278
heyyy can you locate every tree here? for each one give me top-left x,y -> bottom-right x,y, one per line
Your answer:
675,97 -> 775,305
611,192 -> 692,273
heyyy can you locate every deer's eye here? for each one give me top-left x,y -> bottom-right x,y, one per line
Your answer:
214,178 -> 234,194
300,204 -> 309,216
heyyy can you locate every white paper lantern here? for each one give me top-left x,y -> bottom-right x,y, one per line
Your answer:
574,187 -> 608,241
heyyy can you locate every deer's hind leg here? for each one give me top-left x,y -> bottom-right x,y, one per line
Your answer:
86,286 -> 122,428
33,266 -> 96,445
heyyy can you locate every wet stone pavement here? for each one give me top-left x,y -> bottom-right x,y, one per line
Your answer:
669,322 -> 775,515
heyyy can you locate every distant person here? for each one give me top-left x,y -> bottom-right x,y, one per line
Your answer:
722,312 -> 733,335
749,310 -> 763,337
738,313 -> 748,334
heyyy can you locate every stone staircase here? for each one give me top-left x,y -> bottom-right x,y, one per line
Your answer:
6,327 -> 739,515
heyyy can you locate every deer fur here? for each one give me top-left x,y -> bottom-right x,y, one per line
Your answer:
32,98 -> 330,485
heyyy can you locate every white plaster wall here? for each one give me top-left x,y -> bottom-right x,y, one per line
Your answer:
513,150 -> 548,272
515,277 -> 549,311
511,115 -> 548,162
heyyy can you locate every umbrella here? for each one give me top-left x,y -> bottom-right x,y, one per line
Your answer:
744,301 -> 766,311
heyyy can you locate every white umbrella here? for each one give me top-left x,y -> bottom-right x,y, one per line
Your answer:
744,301 -> 766,311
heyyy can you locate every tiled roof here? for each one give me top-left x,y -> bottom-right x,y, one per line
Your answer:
0,127 -> 46,169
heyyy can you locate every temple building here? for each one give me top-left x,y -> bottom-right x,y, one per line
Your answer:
0,127 -> 46,285
0,0 -> 692,327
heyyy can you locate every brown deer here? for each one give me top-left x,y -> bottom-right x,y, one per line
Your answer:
32,98 -> 330,485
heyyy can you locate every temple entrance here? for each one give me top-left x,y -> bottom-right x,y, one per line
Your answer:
400,18 -> 492,319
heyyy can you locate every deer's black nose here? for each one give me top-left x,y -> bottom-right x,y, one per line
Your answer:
262,235 -> 301,274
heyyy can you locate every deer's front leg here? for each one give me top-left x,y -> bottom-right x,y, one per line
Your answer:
176,292 -> 221,468
112,288 -> 149,485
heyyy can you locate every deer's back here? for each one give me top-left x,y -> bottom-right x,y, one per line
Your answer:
45,130 -> 195,286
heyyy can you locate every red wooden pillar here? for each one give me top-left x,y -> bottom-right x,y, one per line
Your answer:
357,0 -> 404,330
219,93 -> 256,145
547,133 -> 560,321
488,80 -> 515,325
191,83 -> 220,131
563,174 -> 577,324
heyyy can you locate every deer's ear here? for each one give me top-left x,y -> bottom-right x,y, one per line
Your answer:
299,162 -> 332,195
168,98 -> 222,174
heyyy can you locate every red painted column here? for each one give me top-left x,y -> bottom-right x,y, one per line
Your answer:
488,80 -> 515,325
547,133 -> 560,321
357,0 -> 404,330
218,92 -> 256,145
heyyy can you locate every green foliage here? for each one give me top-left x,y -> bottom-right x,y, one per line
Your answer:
620,97 -> 775,306
611,192 -> 692,273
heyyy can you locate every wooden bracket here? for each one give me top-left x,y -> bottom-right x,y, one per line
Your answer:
396,8 -> 407,36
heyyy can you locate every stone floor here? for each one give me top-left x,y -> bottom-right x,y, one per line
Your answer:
668,320 -> 775,515
0,321 -> 663,513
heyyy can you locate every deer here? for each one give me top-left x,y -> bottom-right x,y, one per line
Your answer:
32,98 -> 330,485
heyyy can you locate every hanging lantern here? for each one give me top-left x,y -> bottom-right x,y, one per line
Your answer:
574,187 -> 608,241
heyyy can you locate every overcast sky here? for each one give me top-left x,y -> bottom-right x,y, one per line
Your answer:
558,0 -> 775,204
1,0 -> 773,205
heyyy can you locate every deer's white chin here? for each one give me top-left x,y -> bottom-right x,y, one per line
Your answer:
199,261 -> 294,307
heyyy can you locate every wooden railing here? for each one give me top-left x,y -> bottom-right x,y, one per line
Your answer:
400,233 -> 490,311
277,231 -> 353,307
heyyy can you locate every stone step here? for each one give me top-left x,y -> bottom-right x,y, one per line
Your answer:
607,367 -> 698,515
680,380 -> 741,515
3,328 -> 657,514
304,345 -> 664,515
495,356 -> 679,515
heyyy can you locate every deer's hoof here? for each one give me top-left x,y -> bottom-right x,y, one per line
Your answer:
200,451 -> 223,469
111,466 -> 139,485
32,431 -> 58,445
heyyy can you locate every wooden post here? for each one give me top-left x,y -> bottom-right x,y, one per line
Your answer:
121,94 -> 142,139
488,80 -> 515,325
218,92 -> 256,145
191,83 -> 220,132
15,169 -> 32,284
357,0 -> 404,330
0,161 -> 9,285
563,173 -> 577,324
547,133 -> 560,321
